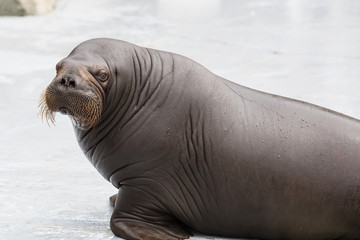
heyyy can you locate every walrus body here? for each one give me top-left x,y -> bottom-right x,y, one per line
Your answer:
41,38 -> 360,240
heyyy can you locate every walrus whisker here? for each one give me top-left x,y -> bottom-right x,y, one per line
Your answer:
70,97 -> 102,130
38,91 -> 56,127
39,84 -> 102,130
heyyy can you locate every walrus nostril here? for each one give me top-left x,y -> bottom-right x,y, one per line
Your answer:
69,80 -> 76,88
59,77 -> 76,88
60,78 -> 66,86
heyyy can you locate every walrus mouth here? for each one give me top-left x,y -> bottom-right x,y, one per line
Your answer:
39,85 -> 103,130
59,107 -> 70,115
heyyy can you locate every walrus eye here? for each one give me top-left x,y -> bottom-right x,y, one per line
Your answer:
97,70 -> 109,82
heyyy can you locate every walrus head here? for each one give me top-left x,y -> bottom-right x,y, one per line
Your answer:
39,48 -> 109,130
40,38 -> 168,133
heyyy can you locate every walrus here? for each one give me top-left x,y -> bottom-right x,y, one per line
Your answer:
39,38 -> 360,240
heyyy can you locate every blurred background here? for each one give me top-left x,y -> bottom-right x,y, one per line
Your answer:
0,0 -> 359,239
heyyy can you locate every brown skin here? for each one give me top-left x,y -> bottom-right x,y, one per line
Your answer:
41,38 -> 360,240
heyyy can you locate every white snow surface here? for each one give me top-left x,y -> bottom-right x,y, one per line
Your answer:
0,0 -> 359,239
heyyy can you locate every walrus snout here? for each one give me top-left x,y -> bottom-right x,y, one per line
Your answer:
39,71 -> 104,129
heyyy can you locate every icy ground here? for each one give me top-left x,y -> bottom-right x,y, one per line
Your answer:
0,0 -> 359,239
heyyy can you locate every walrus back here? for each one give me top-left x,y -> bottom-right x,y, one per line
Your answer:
194,76 -> 360,239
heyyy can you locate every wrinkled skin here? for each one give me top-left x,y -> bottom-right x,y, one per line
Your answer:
41,38 -> 360,240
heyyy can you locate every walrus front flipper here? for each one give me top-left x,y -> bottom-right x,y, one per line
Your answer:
110,213 -> 191,240
110,188 -> 191,240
